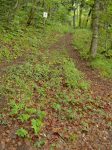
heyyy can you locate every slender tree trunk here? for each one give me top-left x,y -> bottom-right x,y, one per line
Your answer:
7,0 -> 19,24
90,0 -> 99,58
79,4 -> 83,28
27,8 -> 35,26
73,8 -> 76,28
27,0 -> 36,26
76,2 -> 79,27
79,0 -> 84,28
71,0 -> 76,29
85,8 -> 92,27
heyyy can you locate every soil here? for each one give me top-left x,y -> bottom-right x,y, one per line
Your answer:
0,33 -> 112,150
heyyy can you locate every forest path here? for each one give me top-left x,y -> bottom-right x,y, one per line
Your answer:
49,34 -> 112,148
0,33 -> 111,99
49,33 -> 112,101
0,33 -> 112,150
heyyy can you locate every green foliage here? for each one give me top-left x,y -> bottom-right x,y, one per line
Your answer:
69,133 -> 78,142
63,59 -> 88,89
105,49 -> 112,58
108,121 -> 112,127
91,57 -> 112,78
37,110 -> 46,121
73,29 -> 92,59
34,139 -> 45,148
0,47 -> 11,61
63,59 -> 81,88
0,1 -> 112,148
16,128 -> 28,138
0,114 -> 4,118
47,76 -> 62,89
0,120 -> 8,125
79,81 -> 89,90
66,108 -> 77,120
0,0 -> 72,32
10,101 -> 25,115
0,114 -> 8,125
37,87 -> 46,98
34,64 -> 50,81
31,119 -> 43,135
48,22 -> 74,34
52,103 -> 61,111
25,108 -> 37,115
81,121 -> 89,131
18,114 -> 30,122
0,25 -> 61,63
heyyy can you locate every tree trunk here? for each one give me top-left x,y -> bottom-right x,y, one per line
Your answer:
27,0 -> 37,26
71,0 -> 76,29
79,4 -> 82,28
79,0 -> 84,28
73,8 -> 76,28
85,8 -> 92,28
90,0 -> 99,58
27,8 -> 34,26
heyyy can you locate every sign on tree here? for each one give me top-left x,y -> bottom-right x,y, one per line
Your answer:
43,12 -> 48,18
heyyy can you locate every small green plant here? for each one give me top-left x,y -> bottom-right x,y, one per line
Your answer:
0,47 -> 12,61
0,114 -> 4,117
25,107 -> 37,114
34,139 -> 45,148
79,81 -> 89,90
18,114 -> 30,122
52,103 -> 61,111
47,77 -> 62,89
73,29 -> 91,59
69,133 -> 78,142
66,109 -> 77,120
56,91 -> 70,104
37,87 -> 46,98
34,64 -> 50,81
0,120 -> 8,125
63,59 -> 81,88
91,57 -> 112,78
37,110 -> 46,121
31,119 -> 43,135
50,143 -> 57,150
16,128 -> 28,138
81,121 -> 89,131
10,101 -> 25,115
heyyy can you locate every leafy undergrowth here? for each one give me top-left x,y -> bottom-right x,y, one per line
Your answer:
0,22 -> 74,64
91,56 -> 112,78
0,26 -> 62,63
73,29 -> 112,79
73,29 -> 92,59
0,49 -> 112,149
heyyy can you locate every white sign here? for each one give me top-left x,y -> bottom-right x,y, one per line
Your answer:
43,12 -> 48,18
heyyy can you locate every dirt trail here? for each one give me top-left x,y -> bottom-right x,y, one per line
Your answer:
50,33 -> 112,100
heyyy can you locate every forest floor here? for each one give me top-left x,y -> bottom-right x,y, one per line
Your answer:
0,33 -> 112,150
50,33 -> 112,98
